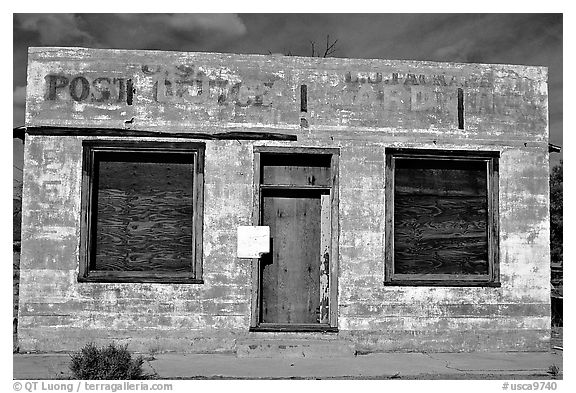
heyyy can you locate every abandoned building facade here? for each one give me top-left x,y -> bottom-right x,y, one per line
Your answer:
18,47 -> 551,354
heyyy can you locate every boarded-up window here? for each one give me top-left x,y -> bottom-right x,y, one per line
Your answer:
385,149 -> 499,286
79,141 -> 204,283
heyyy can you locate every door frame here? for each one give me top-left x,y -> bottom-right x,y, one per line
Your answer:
249,146 -> 340,332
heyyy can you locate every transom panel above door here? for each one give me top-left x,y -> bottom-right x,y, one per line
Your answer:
250,147 -> 339,332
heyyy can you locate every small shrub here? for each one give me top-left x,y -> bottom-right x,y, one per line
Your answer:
70,343 -> 145,380
548,364 -> 560,377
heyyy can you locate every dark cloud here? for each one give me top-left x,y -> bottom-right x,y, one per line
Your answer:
83,14 -> 247,50
13,86 -> 26,128
13,86 -> 26,108
15,14 -> 95,46
14,13 -> 247,50
423,14 -> 562,64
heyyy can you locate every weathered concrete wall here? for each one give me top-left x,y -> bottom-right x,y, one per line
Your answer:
13,243 -> 21,352
19,47 -> 550,353
26,47 -> 547,139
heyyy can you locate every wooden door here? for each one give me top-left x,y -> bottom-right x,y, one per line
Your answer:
261,190 -> 322,323
257,152 -> 333,326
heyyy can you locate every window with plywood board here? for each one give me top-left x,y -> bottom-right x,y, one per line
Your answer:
79,140 -> 204,283
251,147 -> 339,331
385,148 -> 500,286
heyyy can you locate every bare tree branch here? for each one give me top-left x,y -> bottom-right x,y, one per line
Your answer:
323,34 -> 338,58
270,34 -> 337,58
310,40 -> 316,57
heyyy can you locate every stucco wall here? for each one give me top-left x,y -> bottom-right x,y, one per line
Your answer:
18,47 -> 550,353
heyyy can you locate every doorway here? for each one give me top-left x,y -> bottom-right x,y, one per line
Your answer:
250,147 -> 339,331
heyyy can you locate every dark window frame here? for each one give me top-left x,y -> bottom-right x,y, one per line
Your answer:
384,148 -> 500,287
79,140 -> 205,284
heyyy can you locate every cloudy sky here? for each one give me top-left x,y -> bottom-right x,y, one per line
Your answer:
12,13 -> 563,192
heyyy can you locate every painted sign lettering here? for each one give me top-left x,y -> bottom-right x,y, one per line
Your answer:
44,75 -> 132,104
143,64 -> 287,109
336,71 -> 508,116
41,66 -> 530,121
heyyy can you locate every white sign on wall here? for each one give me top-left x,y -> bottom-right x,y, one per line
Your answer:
237,226 -> 270,258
